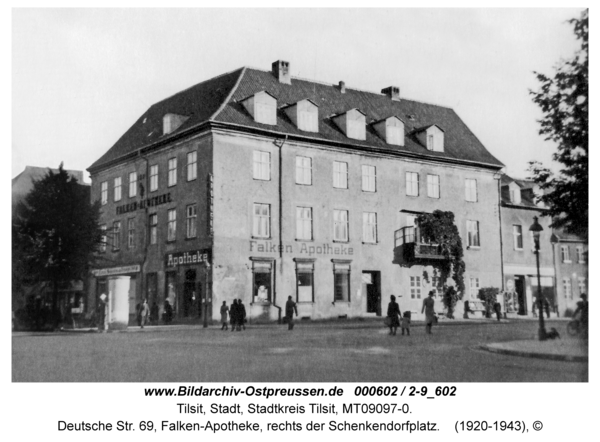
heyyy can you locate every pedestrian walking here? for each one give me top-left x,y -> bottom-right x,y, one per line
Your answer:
401,310 -> 411,336
573,293 -> 589,338
238,299 -> 247,330
542,297 -> 551,319
220,301 -> 229,330
285,296 -> 298,330
421,290 -> 436,334
139,299 -> 150,328
135,302 -> 142,326
230,299 -> 239,332
386,295 -> 401,335
493,301 -> 502,321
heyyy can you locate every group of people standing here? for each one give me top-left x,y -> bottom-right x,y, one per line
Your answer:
220,299 -> 247,331
387,291 -> 437,336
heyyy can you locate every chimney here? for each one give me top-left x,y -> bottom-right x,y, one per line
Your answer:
381,86 -> 400,101
272,60 -> 291,85
338,81 -> 346,94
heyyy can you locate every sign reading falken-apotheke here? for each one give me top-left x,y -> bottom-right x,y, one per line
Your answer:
165,249 -> 211,268
116,193 -> 172,215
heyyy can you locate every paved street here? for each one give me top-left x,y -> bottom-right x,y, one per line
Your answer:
12,319 -> 587,382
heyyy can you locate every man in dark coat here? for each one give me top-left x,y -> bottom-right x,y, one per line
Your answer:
285,296 -> 298,330
493,301 -> 502,321
230,299 -> 238,332
238,299 -> 247,331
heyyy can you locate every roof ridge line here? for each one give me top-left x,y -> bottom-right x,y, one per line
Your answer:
209,67 -> 247,121
244,66 -> 454,110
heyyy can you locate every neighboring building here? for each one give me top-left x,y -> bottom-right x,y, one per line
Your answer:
499,175 -> 553,316
87,60 -> 504,323
12,165 -> 89,313
499,174 -> 588,318
551,230 -> 588,316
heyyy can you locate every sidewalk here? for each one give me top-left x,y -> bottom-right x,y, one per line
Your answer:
479,338 -> 588,362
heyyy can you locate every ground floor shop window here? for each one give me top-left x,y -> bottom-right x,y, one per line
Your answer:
295,259 -> 315,303
333,260 -> 351,302
252,259 -> 273,303
183,269 -> 197,317
165,272 -> 177,318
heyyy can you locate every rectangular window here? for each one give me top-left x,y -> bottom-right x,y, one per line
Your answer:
167,209 -> 176,242
296,207 -> 313,240
253,203 -> 270,238
431,276 -> 443,297
563,277 -> 572,300
578,277 -> 586,296
150,165 -> 158,192
253,260 -> 273,303
253,151 -> 270,181
333,262 -> 350,302
427,134 -> 435,151
296,261 -> 314,303
406,172 -> 419,196
333,161 -> 348,189
186,204 -> 197,239
149,213 -> 158,245
577,246 -> 585,263
128,172 -> 137,198
469,277 -> 480,300
187,151 -> 197,181
362,212 -> 377,243
513,225 -> 523,250
112,221 -> 121,251
410,276 -> 421,299
467,220 -> 480,247
295,156 -> 312,185
333,209 -> 349,242
427,174 -> 440,198
465,178 -> 478,202
114,177 -> 122,202
362,165 -> 376,192
101,181 -> 108,205
100,224 -> 107,252
405,215 -> 416,243
127,218 -> 135,249
168,158 -> 177,187
561,246 -> 571,263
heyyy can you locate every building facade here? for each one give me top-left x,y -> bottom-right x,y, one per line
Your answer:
87,60 -> 504,323
499,174 -> 588,317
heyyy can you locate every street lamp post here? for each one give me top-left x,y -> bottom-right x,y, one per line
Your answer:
529,216 -> 547,341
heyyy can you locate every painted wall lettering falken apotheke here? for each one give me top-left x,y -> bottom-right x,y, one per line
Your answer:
116,193 -> 173,215
250,240 -> 353,256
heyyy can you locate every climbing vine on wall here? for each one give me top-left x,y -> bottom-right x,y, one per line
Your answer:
416,210 -> 466,297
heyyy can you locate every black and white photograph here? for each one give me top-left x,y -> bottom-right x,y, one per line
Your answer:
8,4 -> 592,440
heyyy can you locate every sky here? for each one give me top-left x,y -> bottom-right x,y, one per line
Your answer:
12,8 -> 585,182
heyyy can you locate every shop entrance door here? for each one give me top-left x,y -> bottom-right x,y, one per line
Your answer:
363,271 -> 381,316
515,275 -> 527,315
183,269 -> 197,317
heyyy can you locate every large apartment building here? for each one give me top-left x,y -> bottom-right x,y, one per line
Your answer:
87,60 -> 505,325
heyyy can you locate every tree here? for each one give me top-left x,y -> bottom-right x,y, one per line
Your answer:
529,9 -> 588,240
477,287 -> 500,319
416,210 -> 466,318
13,164 -> 103,325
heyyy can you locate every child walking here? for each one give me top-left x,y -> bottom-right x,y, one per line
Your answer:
401,310 -> 411,336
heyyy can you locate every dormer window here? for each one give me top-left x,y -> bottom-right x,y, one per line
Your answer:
283,99 -> 319,133
508,182 -> 521,204
163,113 -> 189,135
332,108 -> 366,141
241,91 -> 277,125
373,116 -> 404,146
417,125 -> 444,152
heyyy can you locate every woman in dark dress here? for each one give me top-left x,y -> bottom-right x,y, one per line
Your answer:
387,295 -> 401,336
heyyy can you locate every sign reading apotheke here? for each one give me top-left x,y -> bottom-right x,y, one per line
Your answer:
165,249 -> 211,268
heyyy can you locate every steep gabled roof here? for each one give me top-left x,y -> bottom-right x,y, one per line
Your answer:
89,66 -> 504,172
